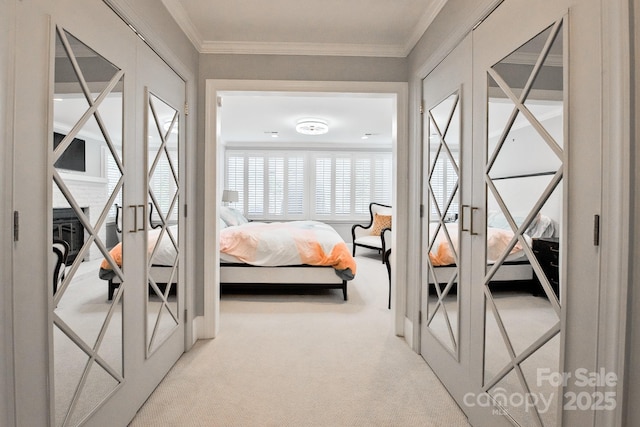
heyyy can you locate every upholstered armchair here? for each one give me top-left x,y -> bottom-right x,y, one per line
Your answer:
351,202 -> 392,262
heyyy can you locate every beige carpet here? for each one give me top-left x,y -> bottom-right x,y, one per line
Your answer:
129,252 -> 470,427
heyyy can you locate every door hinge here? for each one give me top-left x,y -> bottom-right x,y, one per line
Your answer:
13,211 -> 19,241
184,204 -> 187,217
217,96 -> 222,108
420,204 -> 424,218
593,214 -> 600,246
419,310 -> 422,324
184,102 -> 189,116
419,101 -> 425,115
184,309 -> 188,321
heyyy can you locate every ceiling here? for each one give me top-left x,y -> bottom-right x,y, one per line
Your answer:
219,92 -> 394,148
161,0 -> 448,57
160,1 -> 449,148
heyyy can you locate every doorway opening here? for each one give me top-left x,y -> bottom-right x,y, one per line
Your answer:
202,80 -> 408,338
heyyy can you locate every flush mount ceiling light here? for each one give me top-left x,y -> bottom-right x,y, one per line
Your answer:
295,119 -> 329,136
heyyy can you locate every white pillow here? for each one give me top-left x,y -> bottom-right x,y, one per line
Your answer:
487,210 -> 528,230
220,206 -> 249,226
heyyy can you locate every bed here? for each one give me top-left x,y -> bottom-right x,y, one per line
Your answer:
99,209 -> 357,301
218,215 -> 356,300
426,212 -> 556,287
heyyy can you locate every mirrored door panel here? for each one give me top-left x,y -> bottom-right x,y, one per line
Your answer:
145,91 -> 180,356
426,91 -> 461,354
52,27 -> 124,426
482,19 -> 565,427
420,33 -> 474,406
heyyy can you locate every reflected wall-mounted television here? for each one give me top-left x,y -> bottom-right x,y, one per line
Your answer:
53,132 -> 86,172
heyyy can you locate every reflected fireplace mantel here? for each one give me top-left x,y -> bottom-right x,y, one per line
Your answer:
53,207 -> 87,264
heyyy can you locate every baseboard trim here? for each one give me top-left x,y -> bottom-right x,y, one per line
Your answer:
192,315 -> 212,341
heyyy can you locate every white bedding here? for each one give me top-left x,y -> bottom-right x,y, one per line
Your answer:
147,225 -> 178,266
218,220 -> 356,280
428,222 -> 531,266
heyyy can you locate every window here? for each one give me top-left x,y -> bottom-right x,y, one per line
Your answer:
226,150 -> 392,221
312,153 -> 391,219
226,151 -> 307,219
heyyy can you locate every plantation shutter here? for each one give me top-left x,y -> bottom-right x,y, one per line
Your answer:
287,157 -> 305,216
247,156 -> 264,216
226,155 -> 244,211
334,157 -> 351,216
354,158 -> 371,215
226,150 -> 392,220
314,157 -> 332,216
268,157 -> 284,215
373,155 -> 392,206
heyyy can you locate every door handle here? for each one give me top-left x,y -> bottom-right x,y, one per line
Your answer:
470,207 -> 479,236
129,205 -> 138,233
128,204 -> 147,232
461,205 -> 470,232
138,204 -> 146,231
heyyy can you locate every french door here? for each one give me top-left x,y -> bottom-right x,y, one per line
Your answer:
421,0 -> 602,425
420,33 -> 474,401
12,1 -> 185,425
137,37 -> 186,375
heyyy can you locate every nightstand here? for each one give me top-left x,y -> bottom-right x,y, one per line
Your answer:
532,237 -> 559,299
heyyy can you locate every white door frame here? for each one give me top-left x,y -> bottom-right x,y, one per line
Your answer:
202,79 -> 409,339
597,0 -> 634,425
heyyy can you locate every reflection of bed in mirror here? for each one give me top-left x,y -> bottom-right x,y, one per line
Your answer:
218,214 -> 356,301
427,211 -> 556,288
99,225 -> 178,300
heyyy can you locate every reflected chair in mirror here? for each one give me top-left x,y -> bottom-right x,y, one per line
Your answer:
52,239 -> 70,295
114,203 -> 123,241
148,202 -> 163,229
351,202 -> 392,262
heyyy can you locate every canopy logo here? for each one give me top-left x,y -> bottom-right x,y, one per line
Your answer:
463,368 -> 618,415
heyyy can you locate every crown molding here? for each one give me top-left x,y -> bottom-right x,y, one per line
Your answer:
162,0 -> 448,57
403,0 -> 448,56
161,0 -> 202,50
199,40 -> 406,57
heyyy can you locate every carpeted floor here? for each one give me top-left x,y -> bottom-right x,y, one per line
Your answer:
129,252 -> 470,426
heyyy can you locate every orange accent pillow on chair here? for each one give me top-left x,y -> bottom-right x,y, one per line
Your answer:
370,213 -> 392,236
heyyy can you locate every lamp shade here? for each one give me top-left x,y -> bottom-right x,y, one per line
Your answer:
222,190 -> 239,203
